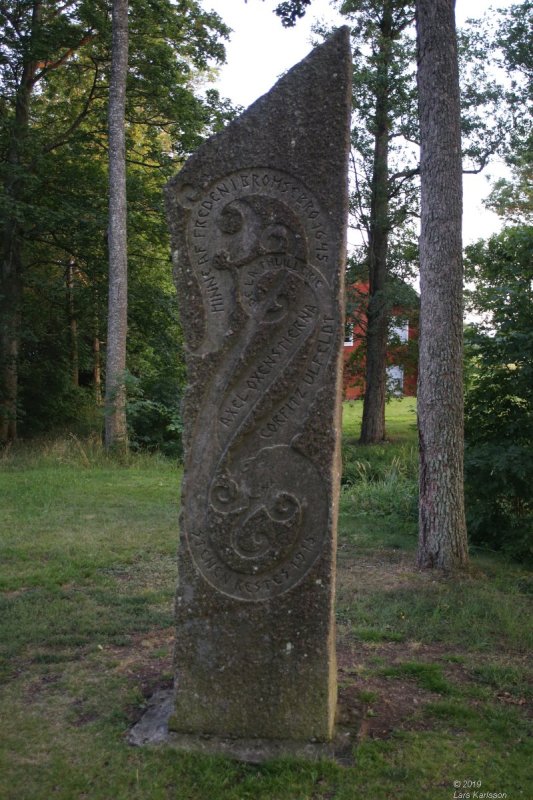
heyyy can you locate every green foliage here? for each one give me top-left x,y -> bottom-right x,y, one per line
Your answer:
487,130 -> 532,223
457,22 -> 510,173
484,1 -> 533,222
126,376 -> 184,459
336,1 -> 419,253
274,0 -> 312,28
336,0 -> 514,258
464,226 -> 533,559
497,0 -> 533,79
125,245 -> 187,458
0,0 -> 232,447
463,7 -> 532,558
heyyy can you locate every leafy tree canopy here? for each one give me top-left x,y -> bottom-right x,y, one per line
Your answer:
1,0 -> 233,447
464,226 -> 533,559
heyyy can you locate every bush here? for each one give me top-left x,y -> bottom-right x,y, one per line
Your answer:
464,226 -> 533,559
127,376 -> 183,460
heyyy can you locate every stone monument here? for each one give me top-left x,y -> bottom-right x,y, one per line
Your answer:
164,27 -> 351,758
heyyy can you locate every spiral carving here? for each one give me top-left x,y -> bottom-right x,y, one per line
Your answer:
181,168 -> 338,601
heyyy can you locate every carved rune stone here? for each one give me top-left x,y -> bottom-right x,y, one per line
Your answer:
165,28 -> 351,751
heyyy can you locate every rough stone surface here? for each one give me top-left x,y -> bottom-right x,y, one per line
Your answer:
164,28 -> 351,746
128,689 -> 174,746
128,690 -> 356,765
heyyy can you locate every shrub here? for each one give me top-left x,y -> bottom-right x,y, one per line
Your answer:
464,226 -> 533,559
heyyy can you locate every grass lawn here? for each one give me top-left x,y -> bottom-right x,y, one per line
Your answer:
0,407 -> 531,800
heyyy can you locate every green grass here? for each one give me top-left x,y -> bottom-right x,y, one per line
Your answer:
1,445 -> 180,590
0,413 -> 532,800
337,572 -> 532,652
342,396 -> 417,443
341,399 -> 419,550
380,662 -> 452,694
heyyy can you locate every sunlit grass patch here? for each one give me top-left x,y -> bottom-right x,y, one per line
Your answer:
468,662 -> 532,699
340,401 -> 418,551
380,661 -> 452,694
424,698 -> 531,741
342,397 -> 417,443
336,577 -> 532,653
0,457 -> 181,592
351,627 -> 405,643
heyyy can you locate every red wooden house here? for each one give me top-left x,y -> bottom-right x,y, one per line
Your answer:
343,282 -> 418,400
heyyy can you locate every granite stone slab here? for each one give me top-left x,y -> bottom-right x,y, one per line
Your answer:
164,27 -> 351,747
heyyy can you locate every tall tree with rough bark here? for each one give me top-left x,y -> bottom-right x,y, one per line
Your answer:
358,0 -> 403,444
0,0 -> 37,442
0,0 -> 89,441
279,0 -> 505,446
0,0 -> 100,442
341,0 -> 417,444
415,0 -> 468,570
1,0 -> 229,443
281,0 -> 419,444
104,0 -> 129,450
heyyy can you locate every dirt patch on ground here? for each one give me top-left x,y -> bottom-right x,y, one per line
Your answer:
107,628 -> 175,698
335,548 -> 444,738
337,672 -> 435,740
334,548 -> 533,739
336,637 -> 449,740
106,552 -> 459,742
337,546 -> 447,595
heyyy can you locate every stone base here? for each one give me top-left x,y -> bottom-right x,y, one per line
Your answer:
128,690 -> 355,765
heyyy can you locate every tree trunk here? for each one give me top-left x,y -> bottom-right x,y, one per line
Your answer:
416,0 -> 468,570
0,2 -> 41,443
0,233 -> 22,443
66,260 -> 79,388
359,0 -> 393,445
104,0 -> 129,450
93,309 -> 102,407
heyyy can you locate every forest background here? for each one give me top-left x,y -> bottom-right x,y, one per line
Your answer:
0,0 -> 531,559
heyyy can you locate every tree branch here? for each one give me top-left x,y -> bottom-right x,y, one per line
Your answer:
38,61 -> 100,156
350,149 -> 370,236
125,156 -> 166,169
32,33 -> 95,85
390,166 -> 420,181
461,149 -> 492,174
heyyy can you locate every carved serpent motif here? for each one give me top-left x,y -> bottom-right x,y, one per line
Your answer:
181,168 -> 337,600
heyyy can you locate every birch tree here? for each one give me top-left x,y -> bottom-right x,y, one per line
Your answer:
104,0 -> 129,450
